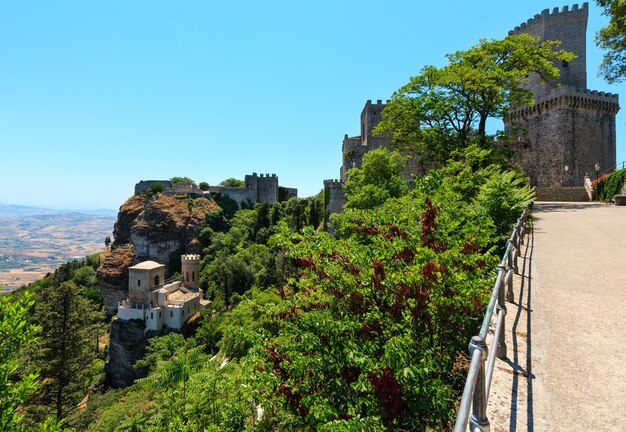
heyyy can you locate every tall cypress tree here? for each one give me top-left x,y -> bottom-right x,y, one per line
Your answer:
27,281 -> 104,423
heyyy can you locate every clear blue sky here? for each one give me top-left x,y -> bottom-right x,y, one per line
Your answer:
1,1 -> 623,210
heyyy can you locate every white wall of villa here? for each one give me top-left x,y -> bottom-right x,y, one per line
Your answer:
117,255 -> 206,331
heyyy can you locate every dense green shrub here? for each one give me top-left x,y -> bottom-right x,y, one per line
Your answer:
595,168 -> 626,201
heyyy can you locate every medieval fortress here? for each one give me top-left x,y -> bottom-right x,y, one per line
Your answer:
135,172 -> 298,208
325,2 -> 619,212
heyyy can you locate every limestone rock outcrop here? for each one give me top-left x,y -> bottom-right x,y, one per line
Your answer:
97,243 -> 135,316
104,318 -> 149,388
130,196 -> 217,270
97,193 -> 219,313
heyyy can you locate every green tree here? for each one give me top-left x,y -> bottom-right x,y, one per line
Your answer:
134,333 -> 187,376
72,266 -> 101,304
27,281 -> 104,423
199,181 -> 210,191
147,182 -> 165,196
375,34 -> 574,163
219,178 -> 245,188
343,148 -> 408,209
0,292 -> 39,431
170,176 -> 196,186
251,149 -> 534,430
596,0 -> 626,82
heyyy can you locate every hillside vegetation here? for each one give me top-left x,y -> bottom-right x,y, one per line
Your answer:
0,31 -> 564,431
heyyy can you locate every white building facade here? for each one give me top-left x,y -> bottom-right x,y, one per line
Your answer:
117,255 -> 208,331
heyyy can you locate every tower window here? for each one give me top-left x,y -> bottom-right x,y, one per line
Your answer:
186,271 -> 189,282
192,272 -> 195,282
154,275 -> 160,286
170,310 -> 173,317
562,60 -> 569,68
137,279 -> 141,286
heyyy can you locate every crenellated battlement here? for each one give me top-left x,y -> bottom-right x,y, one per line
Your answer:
541,86 -> 618,103
365,99 -> 391,106
181,254 -> 201,262
508,3 -> 588,36
508,87 -> 619,122
323,179 -> 344,188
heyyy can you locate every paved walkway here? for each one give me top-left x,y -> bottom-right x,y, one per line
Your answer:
488,202 -> 626,431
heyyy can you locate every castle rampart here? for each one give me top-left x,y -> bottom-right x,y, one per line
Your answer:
135,173 -> 297,209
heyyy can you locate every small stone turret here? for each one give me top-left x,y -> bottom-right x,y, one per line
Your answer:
181,254 -> 200,290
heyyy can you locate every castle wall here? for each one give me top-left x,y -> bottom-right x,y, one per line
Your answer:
279,187 -> 298,201
135,180 -> 173,195
508,90 -> 618,186
210,187 -> 256,208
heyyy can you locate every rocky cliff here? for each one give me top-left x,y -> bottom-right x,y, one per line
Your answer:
97,193 -> 219,313
98,244 -> 135,315
104,318 -> 150,388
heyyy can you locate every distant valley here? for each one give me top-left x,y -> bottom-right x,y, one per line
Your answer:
0,203 -> 117,290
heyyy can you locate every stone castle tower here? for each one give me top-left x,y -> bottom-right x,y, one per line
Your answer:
505,3 -> 619,187
340,100 -> 390,181
181,254 -> 200,290
245,173 -> 279,203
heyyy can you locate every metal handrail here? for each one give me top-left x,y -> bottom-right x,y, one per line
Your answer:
597,160 -> 626,179
453,207 -> 529,432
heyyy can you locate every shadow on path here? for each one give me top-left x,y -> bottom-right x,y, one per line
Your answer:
508,220 -> 535,432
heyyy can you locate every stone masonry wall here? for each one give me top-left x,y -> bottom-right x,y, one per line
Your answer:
134,180 -> 173,195
508,91 -> 618,186
508,3 -> 588,98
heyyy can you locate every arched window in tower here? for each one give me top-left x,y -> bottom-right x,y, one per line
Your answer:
192,271 -> 195,282
154,275 -> 160,286
186,271 -> 189,282
137,279 -> 141,286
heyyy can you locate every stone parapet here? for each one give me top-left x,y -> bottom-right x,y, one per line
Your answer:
508,3 -> 588,36
507,88 -> 620,122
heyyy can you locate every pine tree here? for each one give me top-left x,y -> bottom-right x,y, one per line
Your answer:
27,281 -> 104,423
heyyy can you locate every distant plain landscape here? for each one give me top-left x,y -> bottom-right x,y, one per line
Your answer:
0,203 -> 117,290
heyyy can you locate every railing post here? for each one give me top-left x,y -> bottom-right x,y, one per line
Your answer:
469,336 -> 490,432
505,269 -> 514,303
496,266 -> 507,359
509,240 -> 519,275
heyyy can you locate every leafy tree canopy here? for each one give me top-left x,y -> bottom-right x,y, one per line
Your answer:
344,148 -> 408,209
596,0 -> 626,82
170,176 -> 196,186
199,181 -> 210,191
219,178 -> 245,188
0,292 -> 39,431
375,34 -> 574,165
